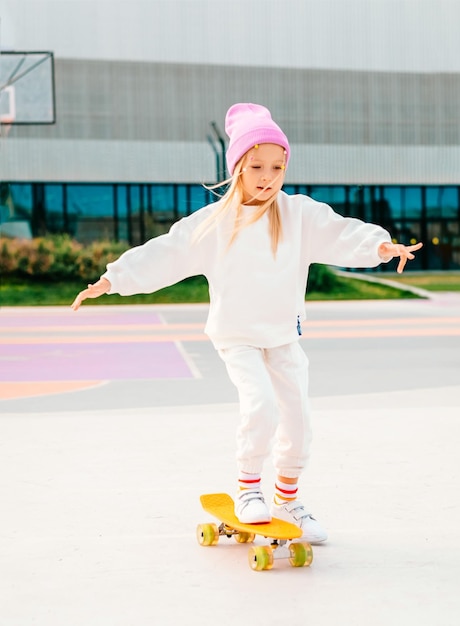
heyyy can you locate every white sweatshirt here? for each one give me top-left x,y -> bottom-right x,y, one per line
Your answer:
103,191 -> 391,349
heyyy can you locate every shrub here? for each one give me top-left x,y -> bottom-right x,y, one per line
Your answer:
0,238 -> 18,273
76,240 -> 128,281
307,263 -> 339,293
0,235 -> 129,281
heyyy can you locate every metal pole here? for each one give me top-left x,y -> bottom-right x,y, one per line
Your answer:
210,121 -> 226,181
207,135 -> 220,183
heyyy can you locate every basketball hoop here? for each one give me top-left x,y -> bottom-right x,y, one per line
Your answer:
0,52 -> 56,125
0,85 -> 16,136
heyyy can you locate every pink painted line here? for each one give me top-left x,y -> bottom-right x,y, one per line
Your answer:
0,311 -> 163,328
0,334 -> 207,344
0,341 -> 194,382
2,322 -> 206,334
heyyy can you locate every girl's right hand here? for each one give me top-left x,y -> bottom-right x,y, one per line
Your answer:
71,277 -> 111,311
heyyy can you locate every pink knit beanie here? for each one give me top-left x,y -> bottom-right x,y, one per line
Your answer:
225,103 -> 290,175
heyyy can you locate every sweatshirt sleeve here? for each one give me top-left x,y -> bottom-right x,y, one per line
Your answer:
305,200 -> 392,268
101,211 -> 205,296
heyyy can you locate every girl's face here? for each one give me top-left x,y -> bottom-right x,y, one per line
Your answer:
240,143 -> 286,205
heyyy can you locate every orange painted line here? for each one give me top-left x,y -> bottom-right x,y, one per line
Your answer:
306,316 -> 460,328
0,380 -> 103,401
302,327 -> 460,338
1,327 -> 460,345
2,317 -> 460,334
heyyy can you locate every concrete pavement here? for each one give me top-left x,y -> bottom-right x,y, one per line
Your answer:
1,295 -> 459,625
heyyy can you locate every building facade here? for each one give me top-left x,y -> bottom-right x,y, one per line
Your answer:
1,0 -> 459,270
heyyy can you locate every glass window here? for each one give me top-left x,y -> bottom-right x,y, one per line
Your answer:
150,185 -> 175,216
282,184 -> 297,196
5,183 -> 33,220
129,185 -> 141,216
67,185 -> 115,243
116,185 -> 129,242
402,220 -> 423,244
44,184 -> 64,233
374,187 -> 422,239
372,186 -> 392,230
189,185 -> 215,213
128,185 -> 145,245
67,185 -> 114,217
381,186 -> 454,221
347,186 -> 367,221
44,184 -> 63,212
382,187 -> 403,220
282,184 -> 309,196
404,187 -> 422,220
0,183 -> 10,223
303,186 -> 348,218
426,186 -> 458,219
309,186 -> 346,208
362,187 -> 374,222
116,185 -> 128,218
174,184 -> 215,217
176,185 -> 189,217
140,185 -> 149,215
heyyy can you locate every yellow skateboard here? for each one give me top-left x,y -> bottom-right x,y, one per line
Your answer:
197,493 -> 313,571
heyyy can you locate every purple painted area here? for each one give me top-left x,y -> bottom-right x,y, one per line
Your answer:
1,312 -> 163,327
0,342 -> 193,381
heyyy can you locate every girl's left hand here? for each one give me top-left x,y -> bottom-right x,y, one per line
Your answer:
378,241 -> 423,273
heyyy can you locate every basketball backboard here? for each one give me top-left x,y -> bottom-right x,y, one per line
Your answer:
0,50 -> 55,125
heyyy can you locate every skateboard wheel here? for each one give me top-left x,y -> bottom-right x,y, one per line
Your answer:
196,523 -> 219,546
234,531 -> 255,544
248,546 -> 274,571
289,542 -> 313,567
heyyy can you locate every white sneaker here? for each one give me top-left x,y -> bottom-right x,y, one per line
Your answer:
235,490 -> 271,524
271,499 -> 328,544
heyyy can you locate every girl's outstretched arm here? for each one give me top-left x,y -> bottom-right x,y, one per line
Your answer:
71,277 -> 111,311
378,241 -> 423,273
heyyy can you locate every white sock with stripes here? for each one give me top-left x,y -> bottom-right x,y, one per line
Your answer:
238,471 -> 261,492
274,479 -> 298,504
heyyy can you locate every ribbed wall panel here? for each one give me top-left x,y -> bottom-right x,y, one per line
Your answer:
4,59 -> 460,183
2,139 -> 459,185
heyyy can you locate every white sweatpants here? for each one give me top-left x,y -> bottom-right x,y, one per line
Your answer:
218,342 -> 312,479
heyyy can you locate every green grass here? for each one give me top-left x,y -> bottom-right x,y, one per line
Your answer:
0,276 -> 210,307
374,271 -> 460,292
306,277 -> 419,301
0,274 -> 419,307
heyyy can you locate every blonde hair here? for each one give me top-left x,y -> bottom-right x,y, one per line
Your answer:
192,156 -> 284,255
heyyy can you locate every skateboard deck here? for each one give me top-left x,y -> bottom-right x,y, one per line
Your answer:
197,493 -> 313,571
200,492 -> 302,540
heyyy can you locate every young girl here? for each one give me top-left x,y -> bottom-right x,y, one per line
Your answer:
71,103 -> 422,544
